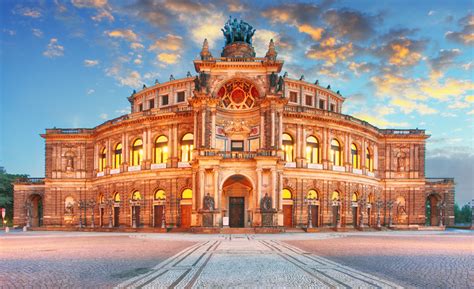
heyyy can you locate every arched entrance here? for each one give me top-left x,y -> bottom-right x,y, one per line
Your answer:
180,189 -> 192,228
27,194 -> 43,227
426,194 -> 440,226
282,188 -> 293,227
351,193 -> 359,227
222,174 -> 253,228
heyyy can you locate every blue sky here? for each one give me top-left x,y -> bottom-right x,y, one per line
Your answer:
1,0 -> 473,205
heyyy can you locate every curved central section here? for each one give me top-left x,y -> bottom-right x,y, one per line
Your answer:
218,79 -> 259,110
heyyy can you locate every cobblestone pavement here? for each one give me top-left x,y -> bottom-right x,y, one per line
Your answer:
287,233 -> 474,289
0,234 -> 195,288
118,235 -> 400,288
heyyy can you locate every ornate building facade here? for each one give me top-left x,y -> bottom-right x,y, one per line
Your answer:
14,19 -> 455,231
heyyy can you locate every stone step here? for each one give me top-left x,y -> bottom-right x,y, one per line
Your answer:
220,227 -> 256,234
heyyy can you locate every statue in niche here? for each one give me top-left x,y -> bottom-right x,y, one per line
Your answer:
260,193 -> 272,211
199,72 -> 209,93
396,152 -> 408,172
276,76 -> 284,92
65,202 -> 74,215
65,153 -> 74,171
269,72 -> 277,91
193,76 -> 200,92
203,193 -> 215,211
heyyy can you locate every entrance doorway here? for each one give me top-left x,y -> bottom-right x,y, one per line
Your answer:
114,206 -> 120,227
29,194 -> 43,227
100,207 -> 105,227
426,194 -> 440,226
283,205 -> 293,227
154,205 -> 164,227
352,206 -> 359,227
133,206 -> 141,227
180,205 -> 192,228
310,205 -> 319,227
229,197 -> 245,227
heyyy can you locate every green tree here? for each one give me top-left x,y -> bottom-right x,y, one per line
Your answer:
0,168 -> 28,226
454,203 -> 472,224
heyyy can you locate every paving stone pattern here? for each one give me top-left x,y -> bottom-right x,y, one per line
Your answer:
117,234 -> 400,288
287,234 -> 474,289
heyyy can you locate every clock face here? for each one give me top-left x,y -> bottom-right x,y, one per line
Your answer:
218,79 -> 259,110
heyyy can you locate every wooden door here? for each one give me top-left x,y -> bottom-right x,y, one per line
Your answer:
180,205 -> 192,228
352,207 -> 358,227
154,205 -> 163,227
283,205 -> 293,227
114,206 -> 120,227
311,205 -> 319,227
229,197 -> 245,228
135,206 -> 141,227
100,208 -> 104,227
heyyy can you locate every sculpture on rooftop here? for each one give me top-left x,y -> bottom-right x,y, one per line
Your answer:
222,16 -> 256,45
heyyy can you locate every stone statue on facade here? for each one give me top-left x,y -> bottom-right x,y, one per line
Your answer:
199,72 -> 209,93
186,71 -> 192,78
65,154 -> 74,171
65,202 -> 74,215
260,193 -> 272,212
276,76 -> 284,92
193,76 -> 200,92
203,193 -> 215,211
269,72 -> 277,92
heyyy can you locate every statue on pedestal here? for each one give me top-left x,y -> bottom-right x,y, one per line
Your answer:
203,193 -> 215,211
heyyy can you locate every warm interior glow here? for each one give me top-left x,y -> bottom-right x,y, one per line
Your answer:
352,193 -> 358,202
132,191 -> 141,201
331,191 -> 340,201
114,143 -> 122,169
132,139 -> 143,166
331,139 -> 342,166
99,147 -> 106,172
155,189 -> 166,200
366,148 -> 374,172
282,133 -> 294,162
307,189 -> 318,200
306,136 -> 320,164
351,143 -> 360,169
114,193 -> 120,202
181,133 -> 194,162
154,135 -> 169,164
182,189 -> 192,199
282,188 -> 292,199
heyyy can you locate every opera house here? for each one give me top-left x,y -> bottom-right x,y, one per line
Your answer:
14,18 -> 455,232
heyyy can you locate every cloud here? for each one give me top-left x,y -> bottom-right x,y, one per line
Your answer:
462,62 -> 473,70
43,38 -> 64,58
261,3 -> 324,26
92,10 -> 114,22
105,62 -> 142,88
157,52 -> 180,64
32,28 -> 43,38
298,24 -> 324,41
445,13 -> 474,45
99,113 -> 108,119
352,110 -> 410,128
428,10 -> 436,16
71,0 -> 108,8
348,61 -> 376,76
84,59 -> 99,67
107,29 -> 138,42
87,89 -> 95,95
306,37 -> 354,66
128,0 -> 172,27
115,108 -> 130,115
322,8 -> 378,41
130,42 -> 144,50
468,109 -> 474,115
14,6 -> 42,18
149,34 -> 183,51
428,49 -> 462,72
390,98 -> 438,115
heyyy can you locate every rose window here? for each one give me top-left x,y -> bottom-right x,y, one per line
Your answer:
217,79 -> 259,109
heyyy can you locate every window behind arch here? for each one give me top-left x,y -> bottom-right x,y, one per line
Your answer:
282,133 -> 294,162
155,189 -> 166,200
99,147 -> 106,172
132,191 -> 141,201
154,135 -> 169,164
182,189 -> 192,199
131,139 -> 143,166
352,193 -> 358,202
351,143 -> 360,169
282,188 -> 292,199
306,136 -> 320,164
331,139 -> 342,166
366,148 -> 374,172
113,143 -> 122,169
331,191 -> 340,201
114,193 -> 120,202
307,189 -> 318,200
181,133 -> 193,162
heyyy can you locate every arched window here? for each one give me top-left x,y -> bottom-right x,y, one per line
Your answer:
182,189 -> 192,199
131,139 -> 143,166
307,189 -> 318,200
98,194 -> 104,204
306,136 -> 320,164
113,143 -> 122,169
366,148 -> 373,172
114,193 -> 120,202
180,133 -> 194,162
132,191 -> 141,201
282,188 -> 292,199
351,143 -> 360,169
331,191 -> 340,201
154,135 -> 169,164
99,147 -> 106,172
282,133 -> 294,162
352,193 -> 358,202
330,139 -> 342,166
154,189 -> 166,200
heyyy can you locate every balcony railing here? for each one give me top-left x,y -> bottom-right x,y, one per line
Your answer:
218,151 -> 257,159
15,177 -> 45,184
426,178 -> 454,183
46,128 -> 94,134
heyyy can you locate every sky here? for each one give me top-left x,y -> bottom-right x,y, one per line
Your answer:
0,0 -> 473,205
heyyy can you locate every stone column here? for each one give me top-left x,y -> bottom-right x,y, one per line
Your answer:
199,169 -> 205,209
271,111 -> 275,147
260,113 -> 265,148
201,109 -> 206,147
256,169 -> 262,208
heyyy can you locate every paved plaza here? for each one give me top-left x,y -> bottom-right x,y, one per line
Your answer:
0,230 -> 472,288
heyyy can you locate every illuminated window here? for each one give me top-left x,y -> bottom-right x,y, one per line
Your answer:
113,143 -> 122,169
331,191 -> 340,201
351,143 -> 360,169
182,189 -> 192,199
368,193 -> 374,204
131,139 -> 143,166
282,133 -> 294,162
306,136 -> 320,164
98,194 -> 104,204
155,189 -> 166,200
352,193 -> 358,202
307,189 -> 318,200
114,193 -> 120,202
180,133 -> 194,162
366,148 -> 374,172
154,135 -> 169,164
282,188 -> 292,199
132,191 -> 141,201
99,147 -> 106,172
330,139 -> 342,166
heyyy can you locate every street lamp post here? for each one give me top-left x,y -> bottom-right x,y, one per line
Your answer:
387,200 -> 394,228
375,199 -> 384,229
77,200 -> 87,228
304,197 -> 313,229
88,199 -> 96,228
161,203 -> 166,229
130,200 -> 137,228
358,197 -> 366,229
106,199 -> 114,228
